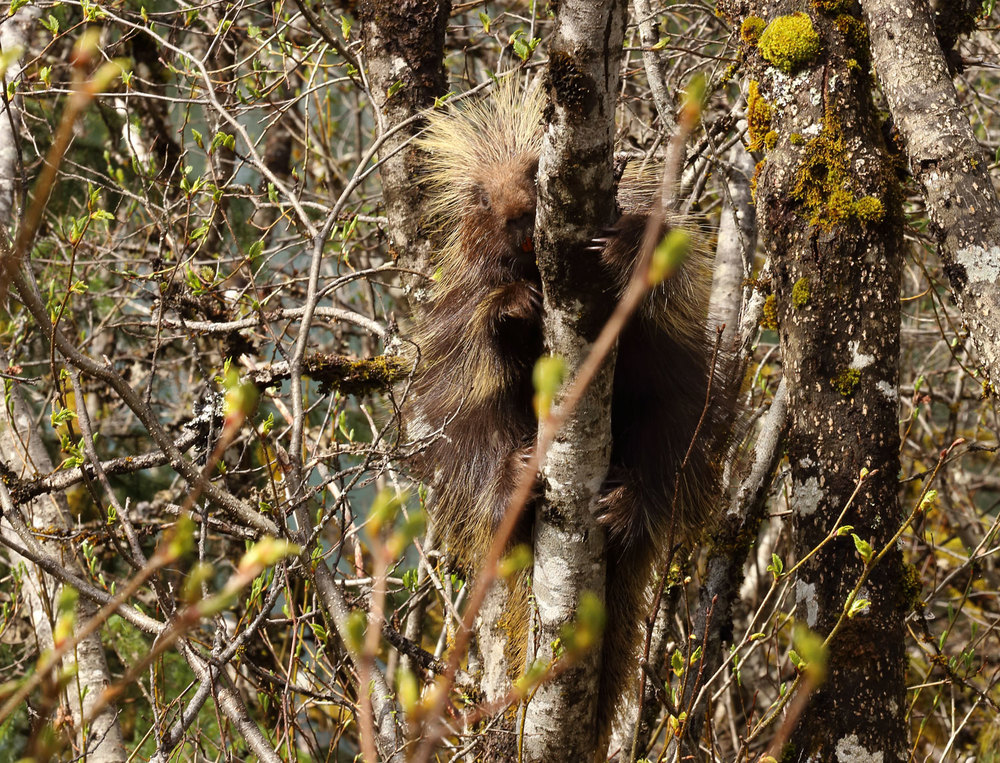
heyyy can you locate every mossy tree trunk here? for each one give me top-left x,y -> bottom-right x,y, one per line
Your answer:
719,1 -> 908,759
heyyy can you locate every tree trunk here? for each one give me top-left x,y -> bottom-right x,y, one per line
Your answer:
359,0 -> 451,292
860,0 -> 1000,396
720,2 -> 908,759
523,1 -> 627,760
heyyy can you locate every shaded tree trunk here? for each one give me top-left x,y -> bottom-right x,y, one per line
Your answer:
720,1 -> 908,759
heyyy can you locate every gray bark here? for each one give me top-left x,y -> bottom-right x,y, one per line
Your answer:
524,1 -> 627,760
0,5 -> 37,224
631,0 -> 677,136
862,0 -> 1000,394
0,364 -> 126,763
359,0 -> 451,297
710,145 -> 758,348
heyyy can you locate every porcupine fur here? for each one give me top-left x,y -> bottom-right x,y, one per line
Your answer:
404,80 -> 735,747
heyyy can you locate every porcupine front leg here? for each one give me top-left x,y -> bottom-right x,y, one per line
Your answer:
472,279 -> 543,543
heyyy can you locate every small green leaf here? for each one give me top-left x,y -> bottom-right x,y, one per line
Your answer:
649,228 -> 691,285
533,354 -> 566,418
766,552 -> 783,579
851,533 -> 873,565
847,597 -> 870,618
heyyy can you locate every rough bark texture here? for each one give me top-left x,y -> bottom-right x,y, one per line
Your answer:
0,367 -> 127,763
359,0 -> 451,292
720,1 -> 908,759
861,0 -> 1000,395
523,1 -> 627,760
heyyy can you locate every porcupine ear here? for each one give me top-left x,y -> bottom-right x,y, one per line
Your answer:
416,74 -> 544,229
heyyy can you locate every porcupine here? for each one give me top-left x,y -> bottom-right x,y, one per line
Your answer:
404,80 -> 734,743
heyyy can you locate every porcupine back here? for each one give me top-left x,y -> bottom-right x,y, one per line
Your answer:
403,79 -> 734,750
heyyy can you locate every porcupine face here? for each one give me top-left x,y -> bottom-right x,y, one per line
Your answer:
460,154 -> 539,271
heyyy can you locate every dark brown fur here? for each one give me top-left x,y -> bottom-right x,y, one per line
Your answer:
404,91 -> 735,746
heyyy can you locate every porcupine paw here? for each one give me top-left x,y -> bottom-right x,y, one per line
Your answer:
491,444 -> 539,536
593,213 -> 668,288
595,480 -> 649,550
492,280 -> 542,324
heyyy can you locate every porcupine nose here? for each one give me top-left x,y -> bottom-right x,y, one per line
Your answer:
508,212 -> 535,254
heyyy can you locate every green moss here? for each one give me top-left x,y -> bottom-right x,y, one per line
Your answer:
300,353 -> 406,396
758,13 -> 821,75
854,195 -> 884,223
790,117 -> 890,229
791,117 -> 852,229
834,13 -> 869,68
827,186 -> 856,222
746,80 -> 771,152
835,14 -> 868,46
763,130 -> 779,150
813,0 -> 853,13
789,132 -> 804,145
831,367 -> 860,396
741,15 -> 767,45
900,562 -> 922,611
750,157 -> 767,201
761,294 -> 779,330
791,277 -> 811,308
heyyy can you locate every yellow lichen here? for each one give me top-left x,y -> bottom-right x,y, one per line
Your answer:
831,367 -> 860,396
791,116 -> 854,229
854,195 -> 884,223
746,80 -> 772,152
834,13 -> 869,66
761,294 -> 779,330
741,16 -> 767,45
791,277 -> 810,309
758,13 -> 821,75
813,0 -> 853,13
790,115 -> 888,230
764,130 -> 779,150
751,157 -> 767,201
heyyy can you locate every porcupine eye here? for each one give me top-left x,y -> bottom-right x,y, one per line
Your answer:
472,183 -> 492,211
